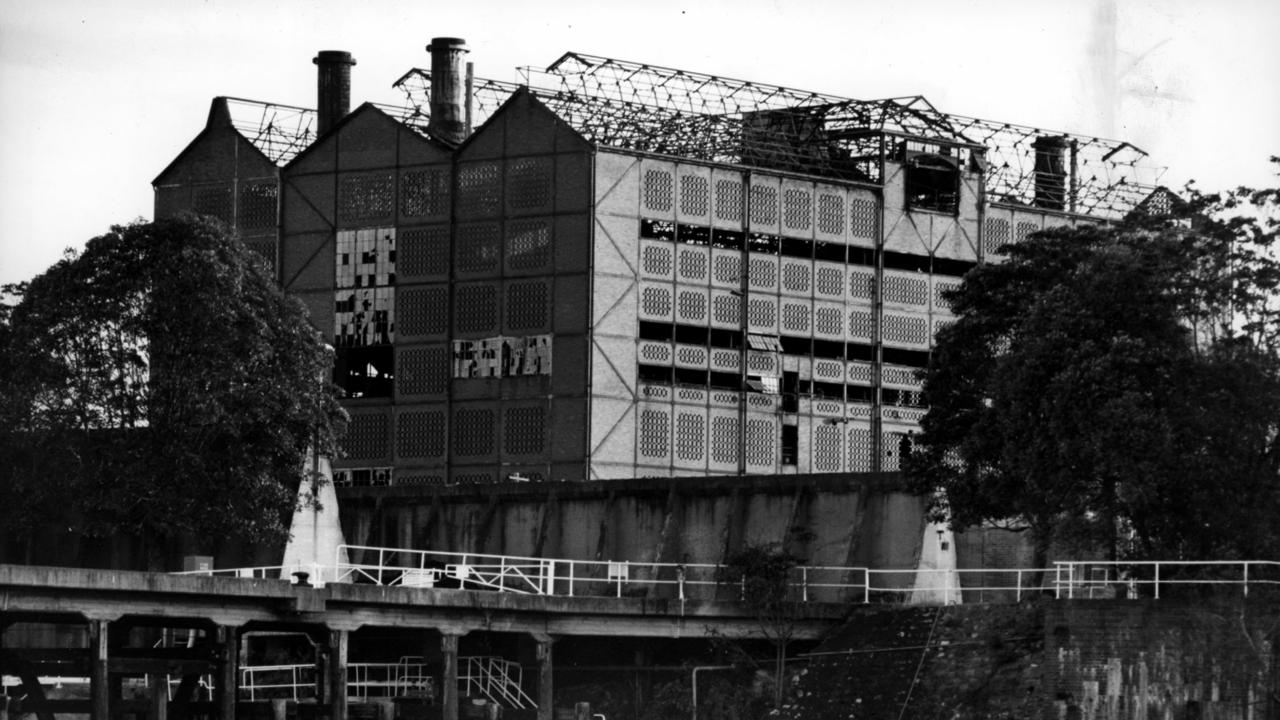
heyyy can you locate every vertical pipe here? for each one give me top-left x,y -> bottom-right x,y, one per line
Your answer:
738,173 -> 752,478
465,61 -> 475,136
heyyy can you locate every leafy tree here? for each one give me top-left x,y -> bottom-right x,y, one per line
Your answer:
0,216 -> 345,565
907,170 -> 1280,566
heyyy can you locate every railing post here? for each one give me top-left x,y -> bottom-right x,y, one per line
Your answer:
499,557 -> 507,592
801,567 -> 809,603
568,562 -> 575,597
863,570 -> 870,604
1243,561 -> 1249,598
1153,563 -> 1160,600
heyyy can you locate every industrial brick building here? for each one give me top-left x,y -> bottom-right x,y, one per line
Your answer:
153,39 -> 1166,487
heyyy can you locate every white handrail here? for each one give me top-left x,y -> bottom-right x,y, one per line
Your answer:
180,545 -> 1280,607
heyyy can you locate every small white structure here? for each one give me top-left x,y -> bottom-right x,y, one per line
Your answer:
281,449 -> 349,585
909,522 -> 962,605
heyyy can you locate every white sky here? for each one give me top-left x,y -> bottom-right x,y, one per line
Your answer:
2,0 -> 1278,286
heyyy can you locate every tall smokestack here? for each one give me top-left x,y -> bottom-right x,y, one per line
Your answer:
427,37 -> 469,144
313,50 -> 357,136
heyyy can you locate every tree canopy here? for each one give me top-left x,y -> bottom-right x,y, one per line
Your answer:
0,216 -> 345,561
907,174 -> 1280,563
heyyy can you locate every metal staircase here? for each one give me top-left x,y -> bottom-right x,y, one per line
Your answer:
460,656 -> 537,711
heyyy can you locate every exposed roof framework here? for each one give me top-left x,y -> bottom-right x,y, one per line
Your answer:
224,98 -> 316,165
225,98 -> 436,165
395,52 -> 1166,217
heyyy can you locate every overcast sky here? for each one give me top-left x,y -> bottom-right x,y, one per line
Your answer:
2,0 -> 1277,286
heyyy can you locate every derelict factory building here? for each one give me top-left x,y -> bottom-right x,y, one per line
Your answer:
153,39 -> 1166,487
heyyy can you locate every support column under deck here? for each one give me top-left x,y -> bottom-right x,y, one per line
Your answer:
217,626 -> 239,720
329,630 -> 348,720
441,633 -> 460,720
89,619 -> 110,720
536,636 -> 555,720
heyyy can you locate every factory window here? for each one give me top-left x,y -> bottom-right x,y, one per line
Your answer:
781,425 -> 798,466
814,241 -> 845,263
811,381 -> 844,401
677,223 -> 710,246
640,321 -> 675,342
708,328 -> 743,349
883,347 -> 930,369
673,367 -> 707,386
847,385 -> 875,403
747,233 -> 779,254
847,247 -> 876,267
709,371 -> 740,391
711,229 -> 744,250
334,228 -> 396,398
779,237 -> 812,259
782,372 -> 799,412
846,343 -> 875,361
932,257 -> 976,278
812,339 -> 844,360
334,346 -> 394,398
641,219 -> 676,241
674,324 -> 709,345
883,251 -> 931,273
639,364 -> 674,384
779,335 -> 810,355
904,153 -> 959,214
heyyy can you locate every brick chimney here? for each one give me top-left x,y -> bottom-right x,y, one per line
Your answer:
427,37 -> 470,144
313,50 -> 356,136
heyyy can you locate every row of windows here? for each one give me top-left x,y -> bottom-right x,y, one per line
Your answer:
639,219 -> 975,277
637,365 -> 924,407
637,321 -> 930,367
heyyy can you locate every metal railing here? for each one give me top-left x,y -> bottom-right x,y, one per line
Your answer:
1053,560 -> 1280,600
177,545 -> 1280,607
237,661 -> 431,702
460,656 -> 536,710
239,664 -> 317,702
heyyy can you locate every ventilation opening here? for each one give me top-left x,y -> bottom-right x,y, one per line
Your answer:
904,153 -> 959,214
781,424 -> 798,466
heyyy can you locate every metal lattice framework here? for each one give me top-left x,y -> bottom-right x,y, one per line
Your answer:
394,52 -> 1166,217
225,98 -> 438,165
224,97 -> 317,165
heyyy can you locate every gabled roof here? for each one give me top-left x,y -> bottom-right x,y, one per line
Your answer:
281,101 -> 452,171
152,97 -> 279,186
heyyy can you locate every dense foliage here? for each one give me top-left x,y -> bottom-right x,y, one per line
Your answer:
908,171 -> 1280,564
0,216 -> 345,559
